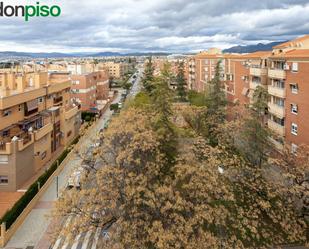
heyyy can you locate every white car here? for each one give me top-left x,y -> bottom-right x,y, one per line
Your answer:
67,169 -> 82,190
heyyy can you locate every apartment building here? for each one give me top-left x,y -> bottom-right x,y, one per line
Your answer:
267,36 -> 309,151
70,64 -> 109,113
0,71 -> 81,192
101,61 -> 130,79
190,35 -> 309,151
192,49 -> 225,92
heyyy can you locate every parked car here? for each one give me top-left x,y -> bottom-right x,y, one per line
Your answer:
67,168 -> 83,190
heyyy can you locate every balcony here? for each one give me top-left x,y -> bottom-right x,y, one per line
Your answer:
268,120 -> 285,137
268,102 -> 285,119
268,85 -> 286,98
64,106 -> 79,120
0,142 -> 12,155
34,123 -> 53,141
250,67 -> 267,77
268,69 -> 286,79
269,137 -> 284,151
249,81 -> 261,90
47,81 -> 71,95
17,133 -> 34,151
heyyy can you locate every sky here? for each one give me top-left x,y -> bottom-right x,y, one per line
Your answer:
0,0 -> 309,53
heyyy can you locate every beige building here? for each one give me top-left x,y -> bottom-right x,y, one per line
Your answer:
101,62 -> 130,79
0,71 -> 81,192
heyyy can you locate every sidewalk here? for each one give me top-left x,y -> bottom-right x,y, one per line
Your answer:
2,91 -> 123,249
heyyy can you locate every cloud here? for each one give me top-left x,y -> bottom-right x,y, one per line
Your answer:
0,0 -> 308,52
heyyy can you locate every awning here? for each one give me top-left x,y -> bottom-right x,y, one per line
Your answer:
241,87 -> 249,96
26,99 -> 38,112
289,83 -> 298,86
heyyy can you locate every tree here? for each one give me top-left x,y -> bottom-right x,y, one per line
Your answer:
236,86 -> 271,167
53,111 -> 307,248
142,57 -> 155,94
175,61 -> 187,101
189,61 -> 227,146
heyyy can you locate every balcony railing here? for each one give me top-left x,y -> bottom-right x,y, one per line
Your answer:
249,81 -> 261,90
34,123 -> 53,141
268,68 -> 286,79
64,106 -> 79,120
0,142 -> 12,155
268,85 -> 286,98
17,133 -> 34,151
268,119 -> 285,137
250,67 -> 267,76
268,102 -> 285,119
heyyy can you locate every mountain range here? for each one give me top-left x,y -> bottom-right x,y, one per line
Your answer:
0,51 -> 171,59
0,41 -> 288,59
223,41 -> 286,53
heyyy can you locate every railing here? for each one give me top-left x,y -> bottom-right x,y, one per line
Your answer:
268,120 -> 285,137
249,81 -> 261,90
268,68 -> 286,79
64,106 -> 79,120
34,123 -> 53,141
268,85 -> 286,98
250,67 -> 268,76
268,102 -> 285,118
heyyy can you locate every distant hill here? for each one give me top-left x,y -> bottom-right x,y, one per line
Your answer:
0,51 -> 171,59
223,41 -> 287,53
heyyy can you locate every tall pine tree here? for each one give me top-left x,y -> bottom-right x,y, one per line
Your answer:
176,61 -> 187,102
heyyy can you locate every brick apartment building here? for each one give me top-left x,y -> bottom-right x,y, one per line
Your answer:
0,71 -> 81,192
69,64 -> 110,113
190,35 -> 309,152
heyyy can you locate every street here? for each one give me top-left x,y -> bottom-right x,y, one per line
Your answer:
4,65 -> 144,249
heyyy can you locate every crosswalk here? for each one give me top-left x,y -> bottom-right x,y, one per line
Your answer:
51,217 -> 108,249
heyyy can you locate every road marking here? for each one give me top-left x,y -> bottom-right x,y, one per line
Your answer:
70,233 -> 82,249
52,216 -> 73,249
81,230 -> 92,249
90,228 -> 101,249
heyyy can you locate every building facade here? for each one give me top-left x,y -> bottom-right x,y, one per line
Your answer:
0,71 -> 81,192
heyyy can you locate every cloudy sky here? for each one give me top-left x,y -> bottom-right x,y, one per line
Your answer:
0,0 -> 309,53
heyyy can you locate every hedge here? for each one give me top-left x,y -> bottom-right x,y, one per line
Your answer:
0,135 -> 80,230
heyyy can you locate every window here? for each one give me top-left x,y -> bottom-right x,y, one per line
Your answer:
2,109 -> 11,117
291,104 -> 298,114
291,123 -> 298,135
18,104 -> 22,112
291,143 -> 298,154
290,83 -> 299,94
273,96 -> 285,107
38,97 -> 44,103
0,155 -> 8,164
292,62 -> 298,72
0,176 -> 8,184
